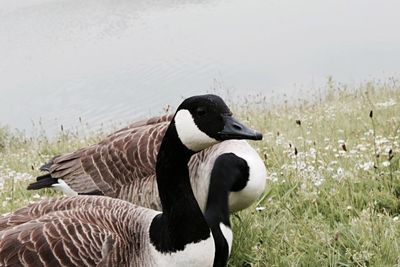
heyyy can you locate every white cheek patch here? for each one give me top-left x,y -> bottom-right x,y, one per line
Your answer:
174,109 -> 218,152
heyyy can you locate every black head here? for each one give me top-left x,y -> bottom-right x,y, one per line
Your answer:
173,94 -> 262,152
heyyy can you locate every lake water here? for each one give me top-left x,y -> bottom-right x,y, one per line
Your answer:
1,0 -> 399,135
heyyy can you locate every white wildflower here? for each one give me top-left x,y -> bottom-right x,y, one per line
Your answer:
307,165 -> 315,172
376,99 -> 396,108
275,136 -> 284,145
304,140 -> 312,146
32,193 -> 41,199
313,179 -> 324,187
309,148 -> 317,157
357,161 -> 375,171
256,206 -> 266,212
267,172 -> 278,183
385,147 -> 393,154
376,136 -> 390,146
15,172 -> 33,181
356,144 -> 368,152
264,131 -> 274,138
382,161 -> 390,167
337,167 -> 345,177
296,161 -> 307,171
300,183 -> 307,190
312,172 -> 325,187
364,129 -> 374,137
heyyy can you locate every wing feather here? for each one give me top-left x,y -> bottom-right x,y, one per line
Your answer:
0,196 -> 157,266
33,115 -> 172,196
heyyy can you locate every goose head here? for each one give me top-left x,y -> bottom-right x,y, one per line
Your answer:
173,94 -> 262,152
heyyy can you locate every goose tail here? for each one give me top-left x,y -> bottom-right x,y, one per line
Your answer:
27,174 -> 58,190
27,175 -> 78,196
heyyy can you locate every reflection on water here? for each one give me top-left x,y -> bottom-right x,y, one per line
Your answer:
0,0 -> 399,135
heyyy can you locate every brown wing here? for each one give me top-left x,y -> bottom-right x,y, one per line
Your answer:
0,196 -> 156,267
40,114 -> 173,197
110,113 -> 173,135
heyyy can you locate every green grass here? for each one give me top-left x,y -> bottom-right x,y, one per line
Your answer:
1,78 -> 400,266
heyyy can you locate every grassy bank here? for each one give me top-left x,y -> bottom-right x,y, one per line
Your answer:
1,79 -> 399,266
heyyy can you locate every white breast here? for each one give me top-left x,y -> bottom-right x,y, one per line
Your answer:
220,140 -> 267,212
149,232 -> 215,267
190,140 -> 267,213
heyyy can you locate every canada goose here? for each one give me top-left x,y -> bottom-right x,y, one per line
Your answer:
28,116 -> 266,214
0,94 -> 262,266
28,107 -> 265,267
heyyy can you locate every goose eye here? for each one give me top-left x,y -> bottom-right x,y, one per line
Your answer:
196,108 -> 206,117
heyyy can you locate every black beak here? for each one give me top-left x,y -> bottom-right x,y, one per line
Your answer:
218,115 -> 263,141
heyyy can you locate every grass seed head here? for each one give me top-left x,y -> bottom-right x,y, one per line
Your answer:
342,143 -> 347,152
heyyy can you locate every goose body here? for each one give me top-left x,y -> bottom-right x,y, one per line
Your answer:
0,196 -> 216,266
28,115 -> 266,213
0,95 -> 263,266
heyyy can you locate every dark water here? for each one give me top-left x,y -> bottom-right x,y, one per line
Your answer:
1,0 -> 399,135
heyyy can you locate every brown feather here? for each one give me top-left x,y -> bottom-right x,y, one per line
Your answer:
0,196 -> 158,266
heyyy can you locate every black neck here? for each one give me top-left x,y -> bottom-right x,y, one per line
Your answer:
149,122 -> 211,252
205,153 -> 249,267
